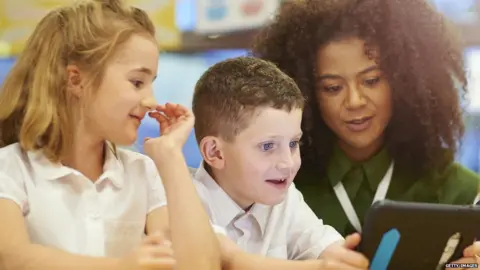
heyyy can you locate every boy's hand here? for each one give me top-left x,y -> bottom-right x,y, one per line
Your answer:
121,232 -> 176,270
144,103 -> 194,159
319,233 -> 369,269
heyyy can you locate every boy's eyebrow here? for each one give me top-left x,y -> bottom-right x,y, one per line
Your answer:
264,132 -> 303,140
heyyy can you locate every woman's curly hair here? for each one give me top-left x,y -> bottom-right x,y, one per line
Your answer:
252,0 -> 467,179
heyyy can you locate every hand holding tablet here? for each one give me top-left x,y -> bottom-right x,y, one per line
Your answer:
358,200 -> 480,270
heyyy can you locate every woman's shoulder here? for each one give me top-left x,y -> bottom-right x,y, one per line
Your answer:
435,162 -> 480,204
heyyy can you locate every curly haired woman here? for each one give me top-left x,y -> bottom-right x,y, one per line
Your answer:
252,0 -> 480,237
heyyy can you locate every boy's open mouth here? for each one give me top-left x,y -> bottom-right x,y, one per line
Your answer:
265,178 -> 288,188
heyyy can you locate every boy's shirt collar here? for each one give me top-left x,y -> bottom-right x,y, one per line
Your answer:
194,162 -> 270,236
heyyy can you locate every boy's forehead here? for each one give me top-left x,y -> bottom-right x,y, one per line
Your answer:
236,107 -> 303,139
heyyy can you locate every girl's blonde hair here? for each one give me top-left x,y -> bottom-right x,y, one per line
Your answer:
0,0 -> 155,162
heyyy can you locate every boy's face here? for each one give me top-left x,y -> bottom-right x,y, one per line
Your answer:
214,107 -> 303,209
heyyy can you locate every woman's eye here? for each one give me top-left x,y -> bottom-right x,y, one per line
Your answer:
364,77 -> 380,87
323,85 -> 342,92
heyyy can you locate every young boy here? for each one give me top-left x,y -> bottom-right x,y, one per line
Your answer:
191,56 -> 369,269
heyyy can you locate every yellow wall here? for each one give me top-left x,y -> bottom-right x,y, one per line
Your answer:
0,0 -> 180,56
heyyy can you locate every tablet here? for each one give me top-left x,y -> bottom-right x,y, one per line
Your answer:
358,200 -> 480,270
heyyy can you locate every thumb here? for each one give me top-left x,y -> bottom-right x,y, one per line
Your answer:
344,233 -> 361,250
464,241 -> 480,257
152,231 -> 172,247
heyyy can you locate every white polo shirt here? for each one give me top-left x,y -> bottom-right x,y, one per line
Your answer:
0,143 -> 167,257
193,163 -> 343,260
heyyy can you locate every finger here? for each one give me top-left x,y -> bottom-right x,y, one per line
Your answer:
154,105 -> 174,119
344,233 -> 361,250
157,105 -> 176,125
139,257 -> 176,268
166,102 -> 179,110
178,107 -> 194,121
164,103 -> 178,118
155,104 -> 167,112
173,104 -> 190,117
464,241 -> 480,257
149,112 -> 170,132
338,249 -> 370,268
142,245 -> 174,257
148,111 -> 167,120
143,232 -> 168,246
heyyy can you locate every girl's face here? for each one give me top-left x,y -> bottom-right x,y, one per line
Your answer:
314,37 -> 392,161
84,34 -> 159,146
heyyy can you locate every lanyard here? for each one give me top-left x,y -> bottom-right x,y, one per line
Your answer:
333,162 -> 394,233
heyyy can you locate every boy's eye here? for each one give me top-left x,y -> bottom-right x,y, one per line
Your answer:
289,140 -> 300,148
261,142 -> 275,151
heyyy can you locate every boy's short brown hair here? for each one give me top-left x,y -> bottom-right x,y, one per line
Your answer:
192,56 -> 304,142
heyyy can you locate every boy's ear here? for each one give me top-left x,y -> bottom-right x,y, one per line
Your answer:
66,64 -> 85,98
199,136 -> 225,170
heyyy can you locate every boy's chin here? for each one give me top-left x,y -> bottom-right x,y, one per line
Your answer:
256,194 -> 288,206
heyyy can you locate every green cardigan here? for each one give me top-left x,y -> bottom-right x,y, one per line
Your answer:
295,147 -> 480,236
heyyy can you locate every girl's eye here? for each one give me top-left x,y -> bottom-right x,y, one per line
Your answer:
131,80 -> 144,88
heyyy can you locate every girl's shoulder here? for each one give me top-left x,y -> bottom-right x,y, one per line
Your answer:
0,143 -> 31,175
114,147 -> 156,171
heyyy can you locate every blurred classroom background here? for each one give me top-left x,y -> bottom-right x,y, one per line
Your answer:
1,0 -> 480,171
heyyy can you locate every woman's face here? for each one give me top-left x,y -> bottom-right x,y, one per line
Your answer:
315,37 -> 392,161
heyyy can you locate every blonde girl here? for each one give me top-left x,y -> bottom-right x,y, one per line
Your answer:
0,0 -> 221,269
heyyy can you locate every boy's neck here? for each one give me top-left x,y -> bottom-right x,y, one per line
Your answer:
205,164 -> 254,211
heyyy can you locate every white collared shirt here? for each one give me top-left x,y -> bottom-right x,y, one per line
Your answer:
193,164 -> 343,260
0,143 -> 167,257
